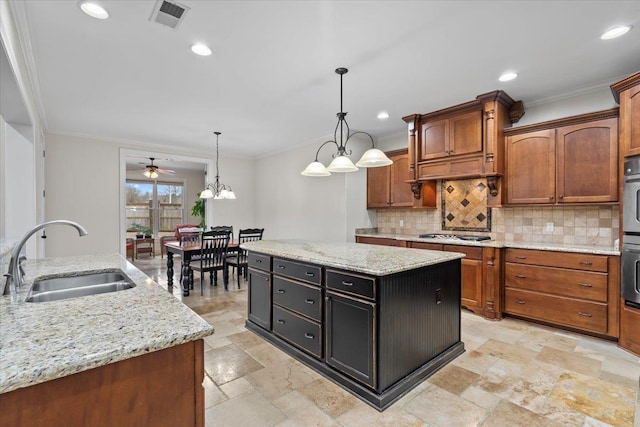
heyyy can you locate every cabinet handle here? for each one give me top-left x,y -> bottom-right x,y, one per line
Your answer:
515,256 -> 527,260
255,259 -> 262,263
277,289 -> 285,294
342,281 -> 354,286
305,299 -> 315,304
578,283 -> 593,288
578,312 -> 592,318
579,261 -> 593,266
304,333 -> 314,339
549,196 -> 554,200
305,272 -> 315,277
277,265 -> 286,269
515,274 -> 526,279
559,195 -> 564,199
516,300 -> 526,305
277,319 -> 285,324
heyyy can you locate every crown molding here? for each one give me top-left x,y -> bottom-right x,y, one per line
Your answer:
524,75 -> 626,108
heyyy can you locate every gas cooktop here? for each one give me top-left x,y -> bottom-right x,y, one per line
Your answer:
418,233 -> 492,242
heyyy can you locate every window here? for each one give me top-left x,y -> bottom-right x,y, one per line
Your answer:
126,180 -> 184,235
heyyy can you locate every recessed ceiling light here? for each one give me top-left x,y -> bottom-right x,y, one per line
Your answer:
190,43 -> 212,56
78,1 -> 109,19
377,112 -> 390,120
601,25 -> 632,40
499,72 -> 518,82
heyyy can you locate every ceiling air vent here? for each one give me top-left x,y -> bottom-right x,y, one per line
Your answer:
150,0 -> 190,30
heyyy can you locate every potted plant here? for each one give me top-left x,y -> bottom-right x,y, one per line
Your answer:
191,194 -> 206,229
130,224 -> 152,239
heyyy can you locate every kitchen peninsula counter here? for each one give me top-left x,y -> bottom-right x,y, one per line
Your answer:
242,240 -> 465,410
0,253 -> 213,427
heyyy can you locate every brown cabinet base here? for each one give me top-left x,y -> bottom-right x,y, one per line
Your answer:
0,341 -> 205,427
619,300 -> 640,356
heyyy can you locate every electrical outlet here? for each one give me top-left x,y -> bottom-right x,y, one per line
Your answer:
545,222 -> 554,232
399,220 -> 404,228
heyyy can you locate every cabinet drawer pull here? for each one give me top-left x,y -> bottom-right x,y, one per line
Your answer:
277,289 -> 285,294
255,259 -> 262,263
559,195 -> 564,199
277,319 -> 285,324
277,265 -> 286,269
578,283 -> 593,288
579,261 -> 593,266
548,196 -> 554,200
515,300 -> 526,305
305,272 -> 315,277
515,256 -> 527,260
578,312 -> 592,318
304,333 -> 314,339
305,299 -> 315,304
515,274 -> 526,279
342,281 -> 354,286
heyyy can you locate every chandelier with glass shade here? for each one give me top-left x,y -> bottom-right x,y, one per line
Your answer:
301,67 -> 392,176
200,132 -> 237,199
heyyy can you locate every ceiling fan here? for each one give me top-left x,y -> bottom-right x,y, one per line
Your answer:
139,158 -> 175,178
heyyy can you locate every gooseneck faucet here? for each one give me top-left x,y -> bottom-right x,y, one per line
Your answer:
3,220 -> 88,296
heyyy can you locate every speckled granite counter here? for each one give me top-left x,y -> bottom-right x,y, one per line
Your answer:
242,240 -> 465,276
355,232 -> 619,256
0,253 -> 214,394
0,238 -> 18,278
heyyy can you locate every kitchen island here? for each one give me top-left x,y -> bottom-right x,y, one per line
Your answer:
0,254 -> 214,427
242,240 -> 465,410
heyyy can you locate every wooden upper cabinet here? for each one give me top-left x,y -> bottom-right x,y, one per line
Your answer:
506,129 -> 556,204
505,111 -> 619,206
556,118 -> 618,203
367,150 -> 413,208
389,153 -> 413,206
611,72 -> 640,157
419,111 -> 482,161
366,164 -> 391,208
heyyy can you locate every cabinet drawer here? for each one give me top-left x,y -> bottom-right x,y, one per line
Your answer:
356,236 -> 406,247
326,270 -> 375,300
505,288 -> 607,334
273,276 -> 322,322
505,263 -> 608,302
410,242 -> 443,251
506,249 -> 608,272
248,252 -> 271,271
272,258 -> 321,285
417,157 -> 483,179
443,245 -> 482,260
273,306 -> 322,359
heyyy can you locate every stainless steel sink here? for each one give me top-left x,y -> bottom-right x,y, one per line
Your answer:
26,271 -> 135,302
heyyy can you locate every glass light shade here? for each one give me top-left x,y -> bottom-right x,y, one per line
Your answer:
143,169 -> 159,179
79,1 -> 109,19
226,190 -> 237,200
327,155 -> 358,173
301,161 -> 331,176
355,148 -> 393,168
200,189 -> 214,199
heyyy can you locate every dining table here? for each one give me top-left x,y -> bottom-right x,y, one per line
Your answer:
164,240 -> 239,296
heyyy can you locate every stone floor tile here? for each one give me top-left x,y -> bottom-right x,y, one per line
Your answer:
335,402 -> 426,427
203,375 -> 228,408
476,338 -> 538,365
600,355 -> 640,382
219,377 -> 255,399
272,390 -> 314,417
204,343 -> 264,385
226,330 -> 269,351
535,346 -> 602,377
474,364 -> 520,399
482,400 -> 562,427
403,384 -> 488,426
246,359 -> 317,400
427,364 -> 479,395
244,341 -> 292,367
274,404 -> 339,427
205,391 -> 286,427
299,379 -> 360,419
460,385 -> 501,410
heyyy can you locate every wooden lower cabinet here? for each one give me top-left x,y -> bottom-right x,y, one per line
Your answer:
0,341 -> 205,427
355,236 -> 406,247
619,300 -> 640,356
504,248 -> 619,337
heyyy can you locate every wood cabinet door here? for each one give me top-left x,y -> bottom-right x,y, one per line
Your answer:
389,153 -> 413,206
506,129 -> 556,204
449,110 -> 483,157
325,291 -> 376,389
366,163 -> 390,208
624,85 -> 640,157
556,118 -> 618,203
460,258 -> 483,310
420,118 -> 449,160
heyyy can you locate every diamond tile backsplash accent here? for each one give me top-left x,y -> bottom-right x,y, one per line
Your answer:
442,178 -> 491,231
375,182 -> 618,248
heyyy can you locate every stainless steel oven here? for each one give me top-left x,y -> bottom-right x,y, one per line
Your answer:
622,155 -> 640,308
622,235 -> 640,307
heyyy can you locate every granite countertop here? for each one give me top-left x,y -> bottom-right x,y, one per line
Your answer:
242,240 -> 465,276
0,254 -> 214,394
354,232 -> 620,256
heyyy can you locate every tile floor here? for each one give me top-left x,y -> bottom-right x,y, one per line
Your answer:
134,256 -> 640,427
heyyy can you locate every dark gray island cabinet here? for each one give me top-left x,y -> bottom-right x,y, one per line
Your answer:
242,240 -> 465,410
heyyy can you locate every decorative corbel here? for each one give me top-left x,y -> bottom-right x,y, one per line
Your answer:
509,100 -> 525,123
486,176 -> 499,197
410,181 -> 422,200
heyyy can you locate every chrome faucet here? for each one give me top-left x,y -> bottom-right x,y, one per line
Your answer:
3,220 -> 88,297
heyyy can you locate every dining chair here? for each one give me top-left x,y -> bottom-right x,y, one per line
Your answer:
178,231 -> 201,289
125,238 -> 134,262
190,231 -> 230,295
223,228 -> 264,290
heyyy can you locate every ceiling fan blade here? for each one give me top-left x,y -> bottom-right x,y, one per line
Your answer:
157,168 -> 176,175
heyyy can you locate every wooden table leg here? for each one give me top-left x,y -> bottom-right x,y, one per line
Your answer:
167,252 -> 174,287
182,258 -> 191,296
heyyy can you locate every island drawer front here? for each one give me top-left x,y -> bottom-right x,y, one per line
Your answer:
248,253 -> 271,271
505,288 -> 607,334
326,270 -> 375,300
505,263 -> 608,302
443,245 -> 482,260
273,306 -> 322,359
505,249 -> 608,272
273,258 -> 322,285
273,276 -> 322,321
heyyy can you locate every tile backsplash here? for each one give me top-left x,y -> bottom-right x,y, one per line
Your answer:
376,185 -> 618,248
441,178 -> 491,231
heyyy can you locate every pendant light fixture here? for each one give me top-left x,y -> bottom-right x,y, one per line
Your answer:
200,132 -> 237,199
301,67 -> 392,176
